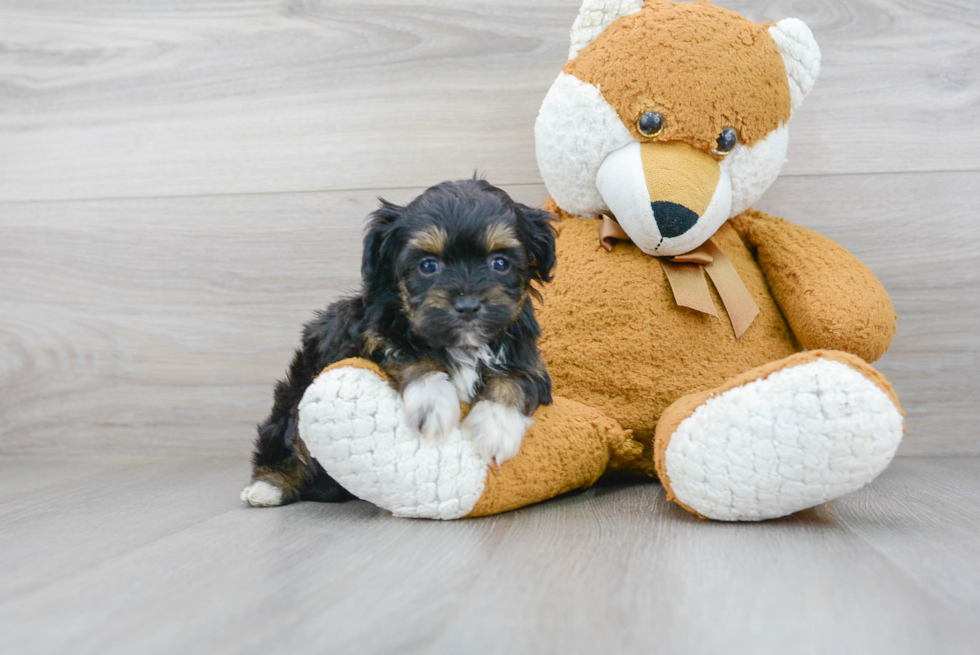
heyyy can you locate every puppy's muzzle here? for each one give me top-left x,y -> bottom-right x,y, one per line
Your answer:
452,295 -> 483,321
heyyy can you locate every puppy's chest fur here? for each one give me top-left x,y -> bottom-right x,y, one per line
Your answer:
446,345 -> 506,402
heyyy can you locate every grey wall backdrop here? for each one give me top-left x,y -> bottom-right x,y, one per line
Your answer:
1,0 -> 977,456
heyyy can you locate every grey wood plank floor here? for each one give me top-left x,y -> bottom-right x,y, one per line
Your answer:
0,456 -> 977,655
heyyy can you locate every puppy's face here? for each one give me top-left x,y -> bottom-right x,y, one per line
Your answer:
363,180 -> 556,349
398,218 -> 525,349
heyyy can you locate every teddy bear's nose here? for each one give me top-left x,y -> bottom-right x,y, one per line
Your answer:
651,201 -> 699,238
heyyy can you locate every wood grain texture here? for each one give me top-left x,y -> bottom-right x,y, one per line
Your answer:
2,174 -> 976,455
0,0 -> 979,202
0,456 -> 977,655
832,457 -> 980,618
0,455 -> 245,602
0,1 -> 977,453
0,184 -> 546,455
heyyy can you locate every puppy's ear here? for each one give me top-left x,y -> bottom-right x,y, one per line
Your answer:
514,204 -> 557,283
361,199 -> 402,289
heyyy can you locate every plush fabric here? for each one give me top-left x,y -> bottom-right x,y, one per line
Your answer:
567,0 -> 645,61
465,397 -> 634,517
720,124 -> 789,217
768,18 -> 822,111
297,0 -> 905,521
535,71 -> 635,218
563,0 -> 792,151
299,359 -> 488,520
652,350 -> 903,520
299,358 -> 639,519
596,141 -> 734,254
536,207 -> 800,468
730,210 -> 897,362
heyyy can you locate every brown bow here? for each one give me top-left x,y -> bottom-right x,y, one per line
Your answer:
599,215 -> 759,338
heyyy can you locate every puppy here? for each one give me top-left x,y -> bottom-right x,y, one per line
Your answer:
241,179 -> 557,507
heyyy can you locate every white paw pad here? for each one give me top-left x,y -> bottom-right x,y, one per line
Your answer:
298,366 -> 488,519
664,358 -> 904,521
402,372 -> 461,442
462,401 -> 534,466
240,480 -> 284,507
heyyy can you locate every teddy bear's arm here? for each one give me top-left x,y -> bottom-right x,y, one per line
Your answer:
730,209 -> 896,362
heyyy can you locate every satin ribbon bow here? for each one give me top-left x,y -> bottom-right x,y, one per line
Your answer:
599,215 -> 759,338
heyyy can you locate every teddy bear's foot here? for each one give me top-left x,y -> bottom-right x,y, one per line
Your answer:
298,358 -> 637,519
654,351 -> 904,521
298,361 -> 489,520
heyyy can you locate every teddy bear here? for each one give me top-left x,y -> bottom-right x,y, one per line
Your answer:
295,0 -> 904,521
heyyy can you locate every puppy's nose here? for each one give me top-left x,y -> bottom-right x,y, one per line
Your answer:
453,296 -> 483,320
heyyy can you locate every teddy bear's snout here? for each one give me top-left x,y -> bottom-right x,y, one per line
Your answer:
596,140 -> 733,257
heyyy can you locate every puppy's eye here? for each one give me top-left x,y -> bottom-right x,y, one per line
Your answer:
637,111 -> 664,138
418,259 -> 441,275
490,256 -> 510,272
713,127 -> 738,155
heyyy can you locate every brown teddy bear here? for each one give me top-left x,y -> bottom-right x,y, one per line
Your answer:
295,0 -> 904,521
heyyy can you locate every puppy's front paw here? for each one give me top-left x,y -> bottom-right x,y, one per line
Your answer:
402,372 -> 461,442
462,401 -> 534,466
240,480 -> 284,507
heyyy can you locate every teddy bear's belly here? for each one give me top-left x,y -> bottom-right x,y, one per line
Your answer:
536,217 -> 800,440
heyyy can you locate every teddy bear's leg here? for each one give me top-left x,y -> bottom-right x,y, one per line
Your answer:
653,350 -> 904,521
297,358 -> 635,519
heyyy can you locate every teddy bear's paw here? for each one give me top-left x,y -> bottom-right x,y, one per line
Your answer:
402,372 -> 461,443
240,480 -> 284,507
462,400 -> 534,466
297,365 -> 487,520
662,357 -> 904,521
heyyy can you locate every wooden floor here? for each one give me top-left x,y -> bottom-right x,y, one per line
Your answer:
0,455 -> 978,654
2,0 -> 979,652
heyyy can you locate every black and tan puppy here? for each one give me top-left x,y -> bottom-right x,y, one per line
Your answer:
241,179 -> 557,507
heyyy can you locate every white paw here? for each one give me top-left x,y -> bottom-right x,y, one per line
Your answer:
402,372 -> 461,442
463,401 -> 534,466
240,480 -> 284,507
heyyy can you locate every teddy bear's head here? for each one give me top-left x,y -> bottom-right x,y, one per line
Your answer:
535,0 -> 820,256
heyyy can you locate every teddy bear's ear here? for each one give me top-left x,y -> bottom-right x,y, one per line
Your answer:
567,0 -> 645,61
768,18 -> 821,112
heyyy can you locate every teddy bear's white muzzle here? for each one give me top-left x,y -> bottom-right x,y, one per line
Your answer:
596,141 -> 733,257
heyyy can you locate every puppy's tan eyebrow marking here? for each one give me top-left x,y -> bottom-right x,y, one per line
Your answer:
408,225 -> 448,255
484,223 -> 521,252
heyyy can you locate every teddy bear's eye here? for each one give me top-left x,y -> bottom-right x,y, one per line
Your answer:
713,127 -> 739,155
637,111 -> 664,138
